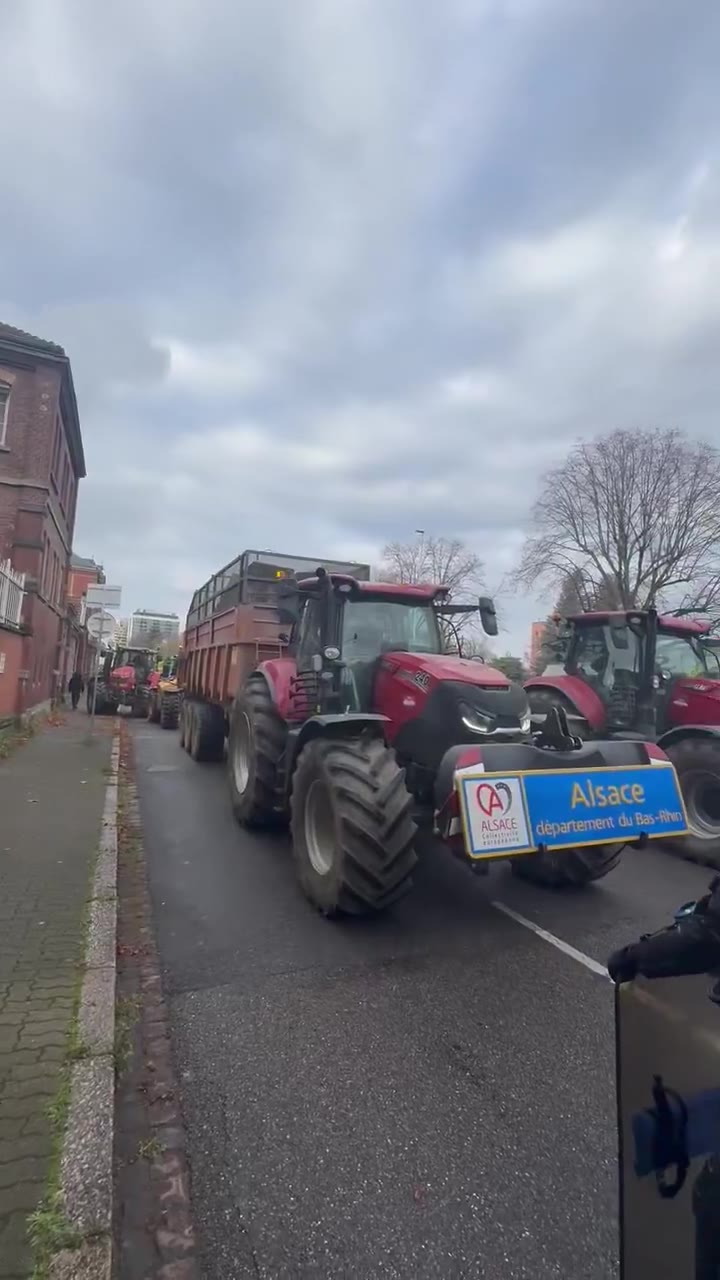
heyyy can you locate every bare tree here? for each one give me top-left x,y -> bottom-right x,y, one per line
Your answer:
491,653 -> 527,682
518,428 -> 720,618
380,535 -> 486,650
381,535 -> 484,596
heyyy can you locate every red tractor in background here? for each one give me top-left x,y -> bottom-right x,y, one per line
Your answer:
525,609 -> 720,863
181,558 -> 688,916
87,646 -> 157,717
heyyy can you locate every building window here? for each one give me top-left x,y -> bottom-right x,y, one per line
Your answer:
0,384 -> 9,447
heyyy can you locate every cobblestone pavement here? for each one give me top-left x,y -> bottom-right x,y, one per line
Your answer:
0,713 -> 114,1279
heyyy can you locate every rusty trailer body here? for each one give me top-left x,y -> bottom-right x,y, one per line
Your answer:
181,549 -> 371,712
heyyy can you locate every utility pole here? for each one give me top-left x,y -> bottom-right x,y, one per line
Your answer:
415,529 -> 425,579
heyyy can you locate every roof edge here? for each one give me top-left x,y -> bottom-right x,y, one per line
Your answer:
0,329 -> 86,479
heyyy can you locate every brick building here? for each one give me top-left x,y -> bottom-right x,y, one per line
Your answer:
67,553 -> 104,607
0,323 -> 85,716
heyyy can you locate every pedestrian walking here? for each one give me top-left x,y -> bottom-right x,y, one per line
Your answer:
68,670 -> 84,710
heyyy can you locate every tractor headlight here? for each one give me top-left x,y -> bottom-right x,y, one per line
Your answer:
460,702 -> 495,734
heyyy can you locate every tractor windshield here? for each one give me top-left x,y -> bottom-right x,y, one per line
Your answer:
655,632 -> 718,679
570,623 -> 640,687
342,598 -> 443,661
571,623 -> 719,686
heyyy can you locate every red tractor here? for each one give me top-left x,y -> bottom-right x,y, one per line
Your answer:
87,646 -> 157,717
209,569 -> 687,914
525,608 -> 720,863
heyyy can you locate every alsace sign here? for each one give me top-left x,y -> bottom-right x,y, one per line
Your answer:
455,763 -> 688,860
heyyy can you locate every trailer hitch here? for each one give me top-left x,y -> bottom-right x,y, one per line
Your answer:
533,704 -> 584,753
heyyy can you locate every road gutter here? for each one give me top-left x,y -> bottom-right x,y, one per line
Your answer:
46,729 -> 120,1280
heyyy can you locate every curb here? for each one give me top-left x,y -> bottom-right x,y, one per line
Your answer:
49,729 -> 120,1280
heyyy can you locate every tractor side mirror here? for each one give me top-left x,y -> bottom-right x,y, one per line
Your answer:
478,596 -> 498,637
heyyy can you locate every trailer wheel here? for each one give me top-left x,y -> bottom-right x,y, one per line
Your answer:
189,703 -> 225,763
663,737 -> 720,867
228,676 -> 287,827
511,843 -> 623,887
182,701 -> 195,753
160,693 -> 180,731
290,734 -> 417,916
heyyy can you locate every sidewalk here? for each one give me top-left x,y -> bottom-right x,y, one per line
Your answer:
0,713 -> 114,1279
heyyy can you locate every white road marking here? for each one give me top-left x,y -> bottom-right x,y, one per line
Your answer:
491,900 -> 611,981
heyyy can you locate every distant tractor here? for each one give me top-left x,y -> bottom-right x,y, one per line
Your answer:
525,609 -> 720,863
87,646 -> 157,718
177,551 -> 688,916
147,658 -> 180,730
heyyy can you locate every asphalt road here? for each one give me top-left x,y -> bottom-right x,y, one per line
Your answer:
131,722 -> 712,1280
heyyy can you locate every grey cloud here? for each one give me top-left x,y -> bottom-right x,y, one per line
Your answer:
3,0 -> 720,653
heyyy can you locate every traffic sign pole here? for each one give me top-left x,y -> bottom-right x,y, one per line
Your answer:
85,608 -> 117,741
88,646 -> 101,737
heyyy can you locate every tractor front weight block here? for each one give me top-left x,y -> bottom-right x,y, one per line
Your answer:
433,738 -> 688,889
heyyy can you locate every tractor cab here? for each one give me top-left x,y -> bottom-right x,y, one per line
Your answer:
543,610 -> 720,737
280,570 -> 501,713
277,569 -> 535,798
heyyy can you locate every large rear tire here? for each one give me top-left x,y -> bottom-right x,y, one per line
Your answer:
181,701 -> 196,747
227,676 -> 287,827
664,737 -> 720,867
511,843 -> 623,887
179,700 -> 191,750
290,734 -> 417,916
189,702 -> 225,763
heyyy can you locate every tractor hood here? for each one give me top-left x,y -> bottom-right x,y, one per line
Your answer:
110,665 -> 139,689
381,655 -> 509,686
382,650 -> 510,687
384,648 -> 530,778
675,675 -> 720,697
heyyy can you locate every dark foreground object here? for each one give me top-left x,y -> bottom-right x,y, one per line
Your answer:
612,884 -> 720,1278
616,975 -> 720,1279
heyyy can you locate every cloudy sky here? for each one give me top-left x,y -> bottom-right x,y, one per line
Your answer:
2,0 -> 719,655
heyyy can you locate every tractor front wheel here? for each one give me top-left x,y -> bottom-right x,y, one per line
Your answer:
147,695 -> 161,724
511,843 -> 623,887
290,734 -> 417,916
665,737 -> 720,867
227,677 -> 287,827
